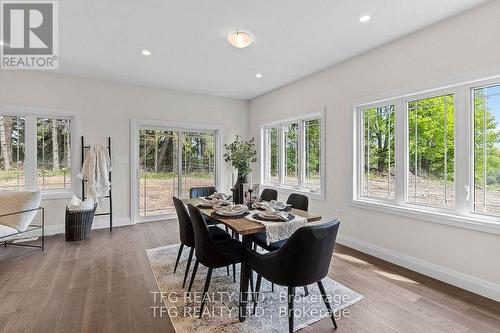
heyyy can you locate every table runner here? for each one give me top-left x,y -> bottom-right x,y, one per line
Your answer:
245,210 -> 307,245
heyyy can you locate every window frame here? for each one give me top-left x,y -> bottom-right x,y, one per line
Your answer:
260,110 -> 325,199
353,78 -> 500,235
0,105 -> 78,199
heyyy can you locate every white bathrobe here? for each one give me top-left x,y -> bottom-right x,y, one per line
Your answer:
78,144 -> 111,206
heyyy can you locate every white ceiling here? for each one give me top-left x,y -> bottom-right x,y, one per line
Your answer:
59,0 -> 489,100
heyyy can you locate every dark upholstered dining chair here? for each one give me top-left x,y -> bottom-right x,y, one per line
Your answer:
172,197 -> 231,288
187,204 -> 244,318
260,188 -> 278,202
189,186 -> 217,199
247,219 -> 341,333
286,193 -> 309,211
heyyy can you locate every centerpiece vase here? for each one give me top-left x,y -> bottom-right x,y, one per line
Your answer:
233,173 -> 248,204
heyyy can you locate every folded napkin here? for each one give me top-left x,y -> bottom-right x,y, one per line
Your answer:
269,200 -> 289,211
213,204 -> 248,213
263,207 -> 289,221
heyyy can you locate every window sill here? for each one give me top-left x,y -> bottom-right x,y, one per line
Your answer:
351,199 -> 500,235
261,183 -> 325,201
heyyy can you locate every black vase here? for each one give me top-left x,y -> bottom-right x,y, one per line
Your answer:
233,173 -> 248,204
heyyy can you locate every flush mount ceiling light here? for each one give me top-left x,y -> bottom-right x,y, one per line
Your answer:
141,49 -> 152,56
255,73 -> 263,78
359,15 -> 371,23
227,31 -> 253,49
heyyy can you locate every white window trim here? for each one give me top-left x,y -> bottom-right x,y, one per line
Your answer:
0,105 -> 78,200
352,76 -> 500,235
260,110 -> 325,200
130,118 -> 223,224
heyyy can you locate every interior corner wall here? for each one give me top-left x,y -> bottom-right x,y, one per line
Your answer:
248,1 -> 500,300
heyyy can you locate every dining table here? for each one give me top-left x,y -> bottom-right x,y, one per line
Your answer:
182,197 -> 322,322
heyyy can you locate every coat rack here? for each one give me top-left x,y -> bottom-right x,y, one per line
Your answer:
81,136 -> 113,231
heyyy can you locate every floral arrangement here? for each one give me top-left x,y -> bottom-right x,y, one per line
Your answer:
223,135 -> 257,176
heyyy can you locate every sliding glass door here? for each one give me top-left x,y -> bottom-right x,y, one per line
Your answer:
136,126 -> 217,218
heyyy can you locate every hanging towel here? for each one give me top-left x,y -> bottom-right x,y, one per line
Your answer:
77,144 -> 111,206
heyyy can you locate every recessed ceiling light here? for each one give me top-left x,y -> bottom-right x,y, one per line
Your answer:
141,49 -> 152,56
359,15 -> 371,23
227,31 -> 253,49
255,73 -> 263,78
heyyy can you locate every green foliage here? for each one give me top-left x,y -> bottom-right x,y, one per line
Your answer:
408,95 -> 455,180
223,135 -> 257,175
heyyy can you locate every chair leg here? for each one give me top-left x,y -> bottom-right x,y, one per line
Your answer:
249,270 -> 255,303
272,282 -> 274,292
303,285 -> 309,297
199,268 -> 213,318
317,280 -> 337,329
288,286 -> 295,333
232,263 -> 236,283
173,244 -> 184,273
182,247 -> 194,288
226,265 -> 230,276
253,274 -> 262,314
253,243 -> 257,251
188,259 -> 199,293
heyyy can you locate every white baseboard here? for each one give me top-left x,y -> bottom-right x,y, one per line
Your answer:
44,216 -> 132,236
337,234 -> 500,302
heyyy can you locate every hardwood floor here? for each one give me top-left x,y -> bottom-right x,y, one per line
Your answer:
0,220 -> 499,333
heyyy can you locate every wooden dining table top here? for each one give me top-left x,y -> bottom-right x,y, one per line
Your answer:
182,198 -> 322,235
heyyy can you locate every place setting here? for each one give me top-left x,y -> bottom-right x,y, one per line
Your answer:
211,203 -> 249,219
196,192 -> 232,208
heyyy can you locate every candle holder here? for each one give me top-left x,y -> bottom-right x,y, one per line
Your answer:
247,189 -> 253,209
231,187 -> 236,205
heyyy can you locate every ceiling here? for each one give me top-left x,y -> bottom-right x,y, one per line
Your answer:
59,0 -> 489,100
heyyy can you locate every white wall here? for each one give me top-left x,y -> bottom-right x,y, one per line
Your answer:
248,1 -> 500,300
0,71 -> 248,231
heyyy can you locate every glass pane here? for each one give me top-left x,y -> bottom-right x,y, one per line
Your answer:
0,116 -> 25,190
304,119 -> 321,192
361,105 -> 395,199
37,118 -> 71,190
180,131 -> 216,199
473,85 -> 500,216
284,123 -> 299,186
264,127 -> 279,184
139,130 -> 179,217
408,95 -> 455,208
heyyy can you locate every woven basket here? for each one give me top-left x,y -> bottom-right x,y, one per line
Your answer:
65,204 -> 98,241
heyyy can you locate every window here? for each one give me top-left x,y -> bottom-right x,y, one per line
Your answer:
262,113 -> 323,195
37,118 -> 72,190
0,115 -> 25,191
137,127 -> 217,217
473,84 -> 500,216
355,77 -> 500,227
408,94 -> 455,208
0,111 -> 73,193
263,127 -> 279,184
360,105 -> 395,200
304,119 -> 322,191
284,123 -> 299,186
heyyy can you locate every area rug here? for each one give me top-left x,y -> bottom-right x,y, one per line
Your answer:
146,244 -> 363,333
